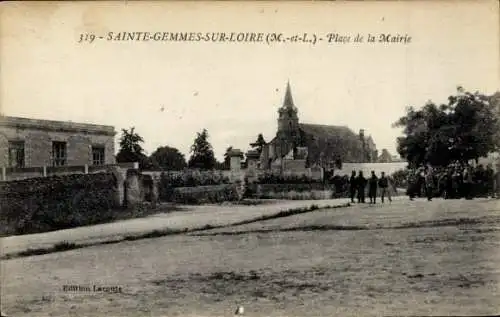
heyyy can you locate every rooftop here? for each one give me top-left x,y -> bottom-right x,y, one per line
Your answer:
0,116 -> 116,136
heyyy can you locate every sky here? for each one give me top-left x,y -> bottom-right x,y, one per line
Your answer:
1,1 -> 499,162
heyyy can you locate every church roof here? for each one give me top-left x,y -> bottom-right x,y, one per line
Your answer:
299,123 -> 356,139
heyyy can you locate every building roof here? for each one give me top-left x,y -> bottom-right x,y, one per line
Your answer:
0,116 -> 116,136
299,123 -> 366,162
246,149 -> 260,158
299,123 -> 357,139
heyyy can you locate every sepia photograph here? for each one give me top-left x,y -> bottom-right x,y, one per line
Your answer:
0,1 -> 499,316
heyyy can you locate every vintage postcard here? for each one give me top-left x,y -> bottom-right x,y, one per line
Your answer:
0,1 -> 499,316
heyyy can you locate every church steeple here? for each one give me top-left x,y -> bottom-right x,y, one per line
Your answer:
277,80 -> 300,137
283,80 -> 295,108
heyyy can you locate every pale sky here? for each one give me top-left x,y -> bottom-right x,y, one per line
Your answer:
1,1 -> 499,161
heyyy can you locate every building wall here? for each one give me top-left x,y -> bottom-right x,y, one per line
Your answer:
0,117 -> 115,168
334,162 -> 408,177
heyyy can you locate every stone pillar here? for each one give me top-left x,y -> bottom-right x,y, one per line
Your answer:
229,149 -> 243,172
125,169 -> 141,207
107,165 -> 127,207
151,177 -> 160,208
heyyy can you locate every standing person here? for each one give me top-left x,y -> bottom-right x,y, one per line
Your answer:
475,165 -> 486,197
485,164 -> 495,198
368,171 -> 378,204
444,167 -> 453,199
349,170 -> 357,203
451,166 -> 461,199
463,165 -> 473,199
407,169 -> 417,201
424,166 -> 435,201
417,166 -> 426,197
356,171 -> 367,203
495,168 -> 500,199
378,171 -> 392,203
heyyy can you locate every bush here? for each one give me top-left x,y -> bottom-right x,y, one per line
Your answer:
255,172 -> 319,185
158,170 -> 232,201
171,184 -> 239,205
390,169 -> 409,188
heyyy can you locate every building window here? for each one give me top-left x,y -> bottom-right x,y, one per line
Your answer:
52,141 -> 67,166
8,141 -> 25,168
92,146 -> 105,165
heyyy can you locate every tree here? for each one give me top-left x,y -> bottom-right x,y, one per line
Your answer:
188,129 -> 217,169
393,88 -> 499,167
378,149 -> 393,163
223,146 -> 233,170
116,127 -> 152,169
250,133 -> 267,153
150,146 -> 187,170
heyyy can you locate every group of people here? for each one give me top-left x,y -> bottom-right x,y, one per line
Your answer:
348,170 -> 393,204
344,162 -> 500,204
406,162 -> 500,201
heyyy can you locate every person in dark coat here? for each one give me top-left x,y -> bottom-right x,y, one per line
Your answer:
495,169 -> 500,199
349,170 -> 357,203
451,167 -> 462,199
378,172 -> 391,203
356,171 -> 367,203
485,165 -> 495,198
463,166 -> 474,200
407,169 -> 418,200
368,171 -> 378,204
424,166 -> 435,201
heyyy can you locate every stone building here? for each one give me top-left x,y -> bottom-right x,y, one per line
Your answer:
259,82 -> 378,169
0,116 -> 116,168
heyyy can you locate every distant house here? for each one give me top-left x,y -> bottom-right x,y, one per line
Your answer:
0,116 -> 116,168
259,82 -> 378,169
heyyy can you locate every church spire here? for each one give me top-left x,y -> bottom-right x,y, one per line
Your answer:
283,80 -> 295,108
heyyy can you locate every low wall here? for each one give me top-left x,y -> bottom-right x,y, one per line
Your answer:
335,162 -> 408,177
170,184 -> 240,204
246,183 -> 333,200
0,172 -> 120,236
1,162 -> 139,182
259,190 -> 334,200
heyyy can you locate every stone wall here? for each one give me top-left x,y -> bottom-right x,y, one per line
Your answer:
0,172 -> 119,235
334,162 -> 408,177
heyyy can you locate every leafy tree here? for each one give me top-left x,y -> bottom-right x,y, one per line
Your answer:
150,146 -> 187,171
490,91 -> 500,146
116,127 -> 152,169
188,129 -> 217,169
378,149 -> 393,163
250,133 -> 267,153
223,146 -> 233,170
393,88 -> 499,167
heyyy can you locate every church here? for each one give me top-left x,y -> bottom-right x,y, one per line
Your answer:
258,82 -> 378,170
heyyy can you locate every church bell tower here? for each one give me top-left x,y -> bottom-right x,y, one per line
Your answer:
277,81 -> 300,135
276,81 -> 301,158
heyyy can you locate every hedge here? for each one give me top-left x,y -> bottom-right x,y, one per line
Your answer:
171,184 -> 240,204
